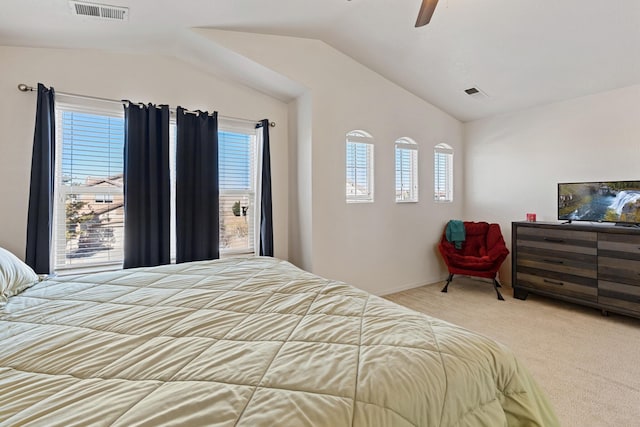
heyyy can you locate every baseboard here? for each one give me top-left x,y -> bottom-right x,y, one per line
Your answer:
373,274 -> 513,297
374,275 -> 449,297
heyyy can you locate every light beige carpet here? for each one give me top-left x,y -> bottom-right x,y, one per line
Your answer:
385,276 -> 640,427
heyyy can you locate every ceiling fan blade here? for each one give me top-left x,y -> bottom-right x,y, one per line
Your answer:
415,0 -> 439,27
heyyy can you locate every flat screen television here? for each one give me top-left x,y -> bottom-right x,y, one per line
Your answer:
558,181 -> 640,225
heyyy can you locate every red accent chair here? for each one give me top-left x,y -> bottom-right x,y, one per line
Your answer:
438,221 -> 510,300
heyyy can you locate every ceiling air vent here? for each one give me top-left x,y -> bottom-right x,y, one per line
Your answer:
464,87 -> 489,100
69,1 -> 128,21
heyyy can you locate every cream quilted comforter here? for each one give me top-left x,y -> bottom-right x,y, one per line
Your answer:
0,257 -> 558,426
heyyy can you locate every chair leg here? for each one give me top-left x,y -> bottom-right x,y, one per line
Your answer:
441,274 -> 454,293
493,278 -> 505,301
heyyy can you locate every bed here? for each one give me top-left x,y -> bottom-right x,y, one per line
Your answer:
0,256 -> 558,426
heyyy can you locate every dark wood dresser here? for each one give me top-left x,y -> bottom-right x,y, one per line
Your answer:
512,221 -> 640,319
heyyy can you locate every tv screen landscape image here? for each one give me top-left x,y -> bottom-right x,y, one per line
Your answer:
558,181 -> 640,224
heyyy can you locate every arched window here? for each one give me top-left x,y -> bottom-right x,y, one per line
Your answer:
346,130 -> 374,203
395,137 -> 418,202
434,143 -> 453,202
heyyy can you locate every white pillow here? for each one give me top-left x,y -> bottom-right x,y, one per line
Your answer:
0,247 -> 40,305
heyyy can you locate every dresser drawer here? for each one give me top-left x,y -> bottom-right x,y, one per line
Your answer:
598,233 -> 640,261
516,227 -> 597,255
598,280 -> 640,315
516,271 -> 597,301
598,257 -> 640,286
516,247 -> 596,278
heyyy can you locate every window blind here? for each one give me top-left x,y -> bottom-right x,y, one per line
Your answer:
434,144 -> 453,202
218,128 -> 257,254
346,140 -> 374,202
54,104 -> 125,270
395,140 -> 418,202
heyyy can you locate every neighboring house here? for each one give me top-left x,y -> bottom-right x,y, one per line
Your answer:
65,173 -> 253,259
65,174 -> 123,256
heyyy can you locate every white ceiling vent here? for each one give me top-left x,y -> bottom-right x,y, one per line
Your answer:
69,1 -> 128,21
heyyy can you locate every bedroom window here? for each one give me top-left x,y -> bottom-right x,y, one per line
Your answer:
53,100 -> 125,272
53,100 -> 261,272
395,137 -> 418,202
168,122 -> 260,259
218,122 -> 258,255
434,143 -> 453,202
346,130 -> 374,203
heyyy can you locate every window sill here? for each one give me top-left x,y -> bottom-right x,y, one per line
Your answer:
54,262 -> 123,277
53,250 -> 255,277
221,250 -> 254,258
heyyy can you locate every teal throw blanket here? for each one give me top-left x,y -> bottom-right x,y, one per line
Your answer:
445,220 -> 466,249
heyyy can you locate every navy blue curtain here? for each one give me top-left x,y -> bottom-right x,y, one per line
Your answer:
258,119 -> 273,257
26,83 -> 55,274
175,108 -> 219,263
123,103 -> 171,268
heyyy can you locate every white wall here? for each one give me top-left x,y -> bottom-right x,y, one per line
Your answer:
287,92 -> 313,271
464,84 -> 640,284
0,45 -> 289,261
198,31 -> 464,295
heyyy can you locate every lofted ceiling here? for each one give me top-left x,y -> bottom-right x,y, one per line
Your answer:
1,0 -> 638,122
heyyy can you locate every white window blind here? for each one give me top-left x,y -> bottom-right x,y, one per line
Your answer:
53,102 -> 125,271
395,137 -> 418,202
218,123 -> 258,254
434,143 -> 453,202
346,130 -> 374,203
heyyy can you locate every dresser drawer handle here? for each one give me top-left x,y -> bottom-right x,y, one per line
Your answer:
544,238 -> 565,243
543,279 -> 564,286
543,259 -> 564,264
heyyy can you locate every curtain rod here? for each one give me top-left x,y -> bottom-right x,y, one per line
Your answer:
17,83 -> 276,127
